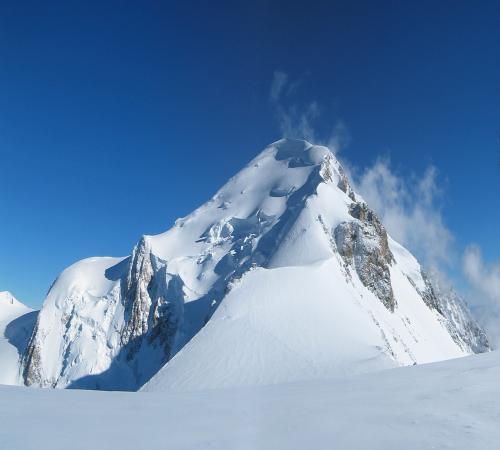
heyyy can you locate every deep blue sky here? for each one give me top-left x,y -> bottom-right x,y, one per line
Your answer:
1,0 -> 499,307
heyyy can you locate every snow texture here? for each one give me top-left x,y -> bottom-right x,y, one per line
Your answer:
1,350 -> 500,450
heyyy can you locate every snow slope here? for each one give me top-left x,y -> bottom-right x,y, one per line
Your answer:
0,292 -> 36,385
22,139 -> 488,390
1,350 -> 500,450
145,258 -> 470,391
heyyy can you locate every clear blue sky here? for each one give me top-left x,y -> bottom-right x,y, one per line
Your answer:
1,0 -> 499,308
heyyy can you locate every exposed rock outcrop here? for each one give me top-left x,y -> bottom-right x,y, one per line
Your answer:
22,320 -> 43,386
335,202 -> 395,311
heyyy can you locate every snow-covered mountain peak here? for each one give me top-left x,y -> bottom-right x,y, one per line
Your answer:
20,139 -> 489,391
0,292 -> 27,314
1,291 -> 17,305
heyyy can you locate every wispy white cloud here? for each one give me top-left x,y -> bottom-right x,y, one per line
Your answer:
464,246 -> 500,302
276,100 -> 320,143
268,70 -> 499,345
270,71 -> 288,102
463,246 -> 500,299
269,71 -> 348,153
350,156 -> 500,346
269,70 -> 452,268
325,121 -> 350,154
462,245 -> 500,346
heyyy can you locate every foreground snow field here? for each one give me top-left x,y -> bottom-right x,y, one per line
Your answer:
1,350 -> 499,450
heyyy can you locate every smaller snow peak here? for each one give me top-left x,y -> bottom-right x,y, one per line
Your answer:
0,291 -> 28,310
0,291 -> 15,305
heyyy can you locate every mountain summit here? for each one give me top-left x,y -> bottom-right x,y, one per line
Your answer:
18,139 -> 488,390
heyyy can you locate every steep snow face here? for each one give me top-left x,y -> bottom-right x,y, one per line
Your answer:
23,139 -> 488,391
0,292 -> 36,385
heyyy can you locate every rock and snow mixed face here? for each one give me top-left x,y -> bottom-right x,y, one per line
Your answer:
19,139 -> 488,391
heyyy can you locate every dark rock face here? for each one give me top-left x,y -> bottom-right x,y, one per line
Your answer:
406,270 -> 443,314
425,271 -> 490,354
336,164 -> 356,201
22,320 -> 43,386
335,202 -> 396,311
319,153 -> 356,201
439,294 -> 490,354
405,269 -> 489,354
120,237 -> 156,359
117,237 -> 184,377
